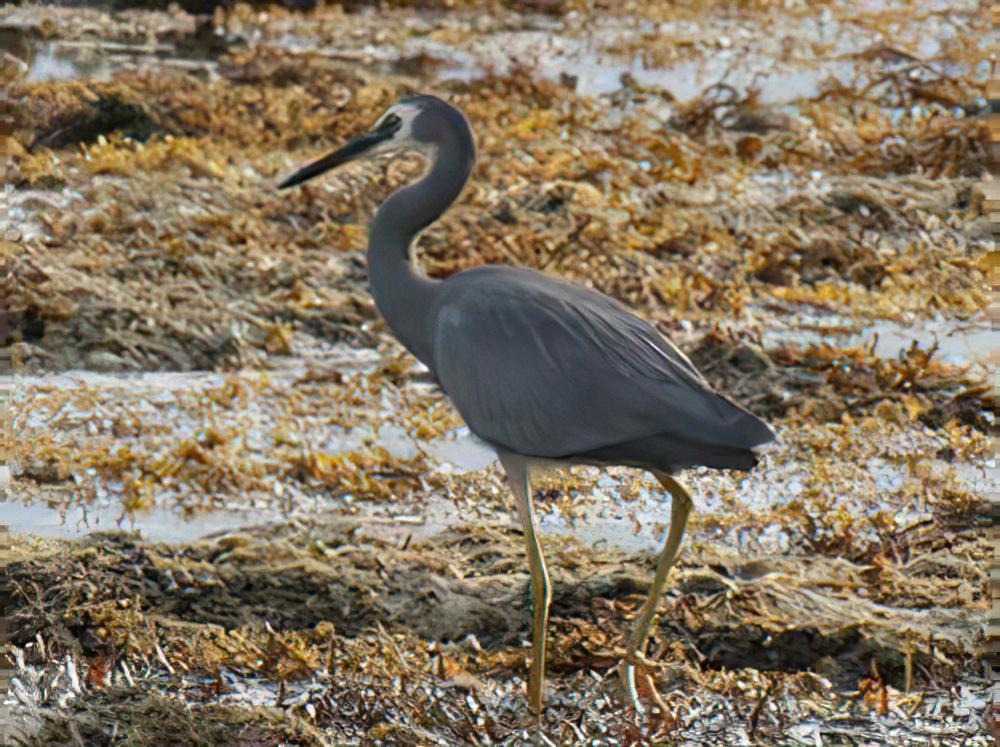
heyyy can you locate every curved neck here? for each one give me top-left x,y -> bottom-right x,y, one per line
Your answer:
367,126 -> 474,365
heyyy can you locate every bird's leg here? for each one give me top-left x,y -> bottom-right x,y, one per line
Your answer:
499,453 -> 552,733
619,472 -> 694,713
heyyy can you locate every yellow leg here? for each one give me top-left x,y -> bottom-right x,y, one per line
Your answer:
619,472 -> 694,713
500,453 -> 552,736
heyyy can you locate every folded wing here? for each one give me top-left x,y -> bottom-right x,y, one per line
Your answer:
431,267 -> 774,460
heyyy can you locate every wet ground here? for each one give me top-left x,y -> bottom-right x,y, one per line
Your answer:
0,0 -> 993,744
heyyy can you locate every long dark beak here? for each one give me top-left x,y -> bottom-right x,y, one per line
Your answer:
278,116 -> 401,189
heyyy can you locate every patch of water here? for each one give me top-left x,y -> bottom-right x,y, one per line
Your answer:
1,37 -> 215,84
425,429 -> 497,473
0,500 -> 275,543
22,42 -> 116,84
3,5 -> 980,115
759,313 -> 993,366
269,4 -> 981,106
538,439 -> 993,554
1,432 -> 495,545
291,29 -> 858,104
4,324 -> 991,551
4,429 -> 989,554
5,346 -> 381,393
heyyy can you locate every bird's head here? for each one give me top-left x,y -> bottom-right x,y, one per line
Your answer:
278,96 -> 445,189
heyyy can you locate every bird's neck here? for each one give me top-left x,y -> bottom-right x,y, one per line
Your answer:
367,130 -> 473,366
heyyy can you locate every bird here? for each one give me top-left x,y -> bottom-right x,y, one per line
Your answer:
279,94 -> 775,729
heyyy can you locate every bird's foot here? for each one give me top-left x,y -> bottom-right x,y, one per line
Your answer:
617,653 -> 667,716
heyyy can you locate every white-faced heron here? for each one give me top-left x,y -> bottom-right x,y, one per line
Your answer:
279,94 -> 775,728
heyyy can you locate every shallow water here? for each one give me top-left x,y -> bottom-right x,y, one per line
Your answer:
3,319 -> 991,552
759,313 -> 993,366
5,429 -> 989,555
1,500 -> 275,543
422,30 -> 858,103
173,447 -> 993,554
2,1 -> 984,102
0,32 -> 215,85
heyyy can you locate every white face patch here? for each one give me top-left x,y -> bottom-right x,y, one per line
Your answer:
370,102 -> 430,157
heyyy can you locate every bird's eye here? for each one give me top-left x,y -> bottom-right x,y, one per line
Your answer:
378,114 -> 402,133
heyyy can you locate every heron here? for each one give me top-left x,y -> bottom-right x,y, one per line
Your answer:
279,94 -> 774,727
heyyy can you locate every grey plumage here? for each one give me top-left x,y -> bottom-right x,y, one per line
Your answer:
279,93 -> 775,727
431,265 -> 773,471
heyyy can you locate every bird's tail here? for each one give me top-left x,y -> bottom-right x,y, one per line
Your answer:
693,445 -> 760,472
712,392 -> 776,449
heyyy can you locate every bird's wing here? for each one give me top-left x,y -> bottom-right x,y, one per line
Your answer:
430,267 -> 773,459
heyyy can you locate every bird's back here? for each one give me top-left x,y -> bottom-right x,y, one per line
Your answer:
428,265 -> 773,472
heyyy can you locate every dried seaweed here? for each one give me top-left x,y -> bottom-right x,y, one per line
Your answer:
2,520 -> 986,744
